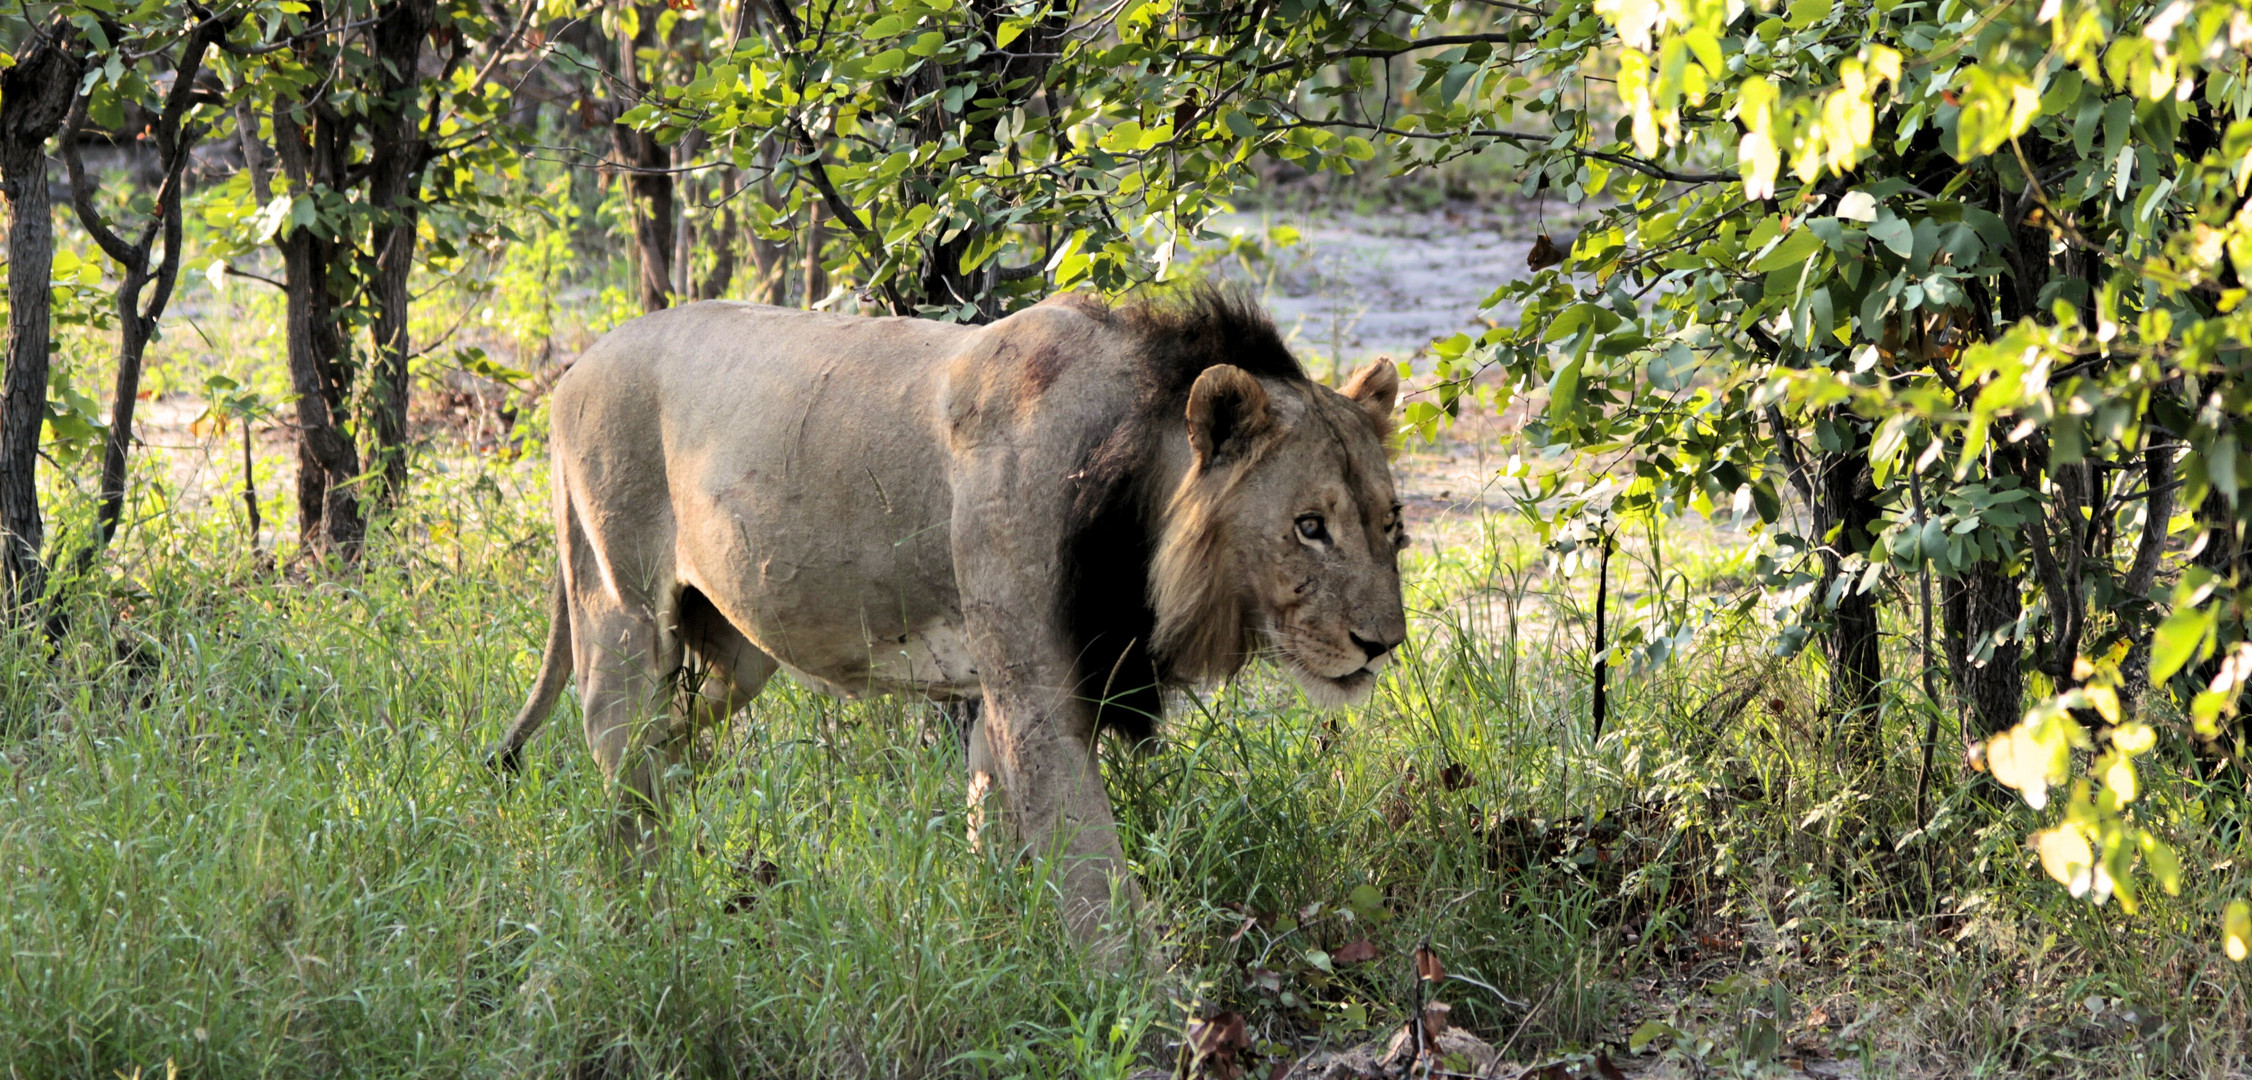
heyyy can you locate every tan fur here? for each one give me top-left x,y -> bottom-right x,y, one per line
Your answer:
490,295 -> 1406,945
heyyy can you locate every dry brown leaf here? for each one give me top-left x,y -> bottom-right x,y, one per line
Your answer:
1527,234 -> 1566,271
1421,1000 -> 1451,1037
1187,1011 -> 1250,1080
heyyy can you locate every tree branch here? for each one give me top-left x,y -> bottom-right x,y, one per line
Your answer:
62,100 -> 142,269
1283,111 -> 1735,183
786,123 -> 909,315
1258,32 -> 1529,74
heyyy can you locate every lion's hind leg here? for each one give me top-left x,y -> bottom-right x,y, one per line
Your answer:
573,583 -> 692,859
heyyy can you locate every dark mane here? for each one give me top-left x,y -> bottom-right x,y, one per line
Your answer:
1059,286 -> 1308,743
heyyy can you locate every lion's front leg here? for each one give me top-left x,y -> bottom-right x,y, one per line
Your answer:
949,449 -> 1143,949
971,678 -> 1141,945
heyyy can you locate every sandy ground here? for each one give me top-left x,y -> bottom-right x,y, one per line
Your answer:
1209,204 -> 1545,366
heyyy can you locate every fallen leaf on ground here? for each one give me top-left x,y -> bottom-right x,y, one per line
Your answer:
1186,1011 -> 1250,1080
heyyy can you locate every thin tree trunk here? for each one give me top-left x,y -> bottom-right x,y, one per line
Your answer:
697,168 -> 737,300
1943,565 -> 2024,737
0,24 -> 87,616
612,4 -> 674,313
1591,529 -> 1611,742
744,146 -> 790,303
675,205 -> 694,300
242,418 -> 262,547
803,200 -> 826,307
2118,440 -> 2177,714
364,0 -> 437,511
1814,428 -> 1885,752
237,98 -> 271,203
65,18 -> 223,563
274,85 -> 365,556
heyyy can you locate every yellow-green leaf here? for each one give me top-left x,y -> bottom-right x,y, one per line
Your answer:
1752,227 -> 1824,273
2141,834 -> 2181,895
2150,604 -> 2215,684
2036,825 -> 2094,896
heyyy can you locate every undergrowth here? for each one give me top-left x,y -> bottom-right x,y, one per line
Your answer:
0,456 -> 2246,1078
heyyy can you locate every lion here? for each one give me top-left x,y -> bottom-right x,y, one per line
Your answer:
492,287 -> 1407,939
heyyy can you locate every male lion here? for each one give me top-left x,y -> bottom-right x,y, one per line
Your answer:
494,288 -> 1407,938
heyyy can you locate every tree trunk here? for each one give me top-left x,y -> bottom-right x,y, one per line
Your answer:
743,147 -> 790,303
0,25 -> 87,616
1943,565 -> 2025,737
2118,440 -> 2177,714
697,168 -> 737,300
1814,430 -> 1885,752
803,200 -> 826,307
364,0 -> 436,511
67,20 -> 222,564
612,5 -> 674,313
274,89 -> 365,556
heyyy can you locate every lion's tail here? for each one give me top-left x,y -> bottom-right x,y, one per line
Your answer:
490,572 -> 572,774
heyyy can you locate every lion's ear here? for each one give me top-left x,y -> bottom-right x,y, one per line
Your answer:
1186,365 -> 1272,468
1340,358 -> 1399,431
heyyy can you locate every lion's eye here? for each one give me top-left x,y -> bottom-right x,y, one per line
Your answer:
1295,515 -> 1328,542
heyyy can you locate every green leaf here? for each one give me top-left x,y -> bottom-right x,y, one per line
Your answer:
248,195 -> 293,244
1751,481 -> 1781,524
2211,434 -> 2238,500
1346,883 -> 1385,920
1683,27 -> 1724,77
2149,604 -> 2214,685
1869,214 -> 1914,258
1751,228 -> 1824,274
1784,0 -> 1830,27
1440,61 -> 1477,105
1919,516 -> 1947,562
1630,1020 -> 1677,1053
1547,357 -> 1584,427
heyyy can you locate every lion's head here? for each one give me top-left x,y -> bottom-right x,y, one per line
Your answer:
1149,355 -> 1409,705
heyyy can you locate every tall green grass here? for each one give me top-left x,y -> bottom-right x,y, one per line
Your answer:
0,456 -> 2246,1078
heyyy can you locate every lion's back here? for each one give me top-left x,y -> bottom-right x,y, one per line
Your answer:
552,300 -> 1103,696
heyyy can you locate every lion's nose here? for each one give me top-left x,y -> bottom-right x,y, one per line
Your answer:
1349,631 -> 1397,662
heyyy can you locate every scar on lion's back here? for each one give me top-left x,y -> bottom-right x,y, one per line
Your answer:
1018,339 -> 1073,399
1006,301 -> 1111,407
